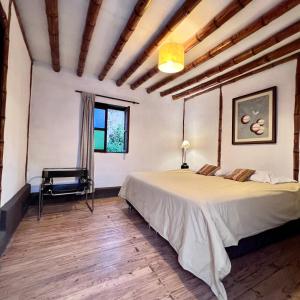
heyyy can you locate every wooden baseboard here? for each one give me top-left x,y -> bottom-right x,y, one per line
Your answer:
0,184 -> 31,255
94,186 -> 121,198
0,231 -> 8,256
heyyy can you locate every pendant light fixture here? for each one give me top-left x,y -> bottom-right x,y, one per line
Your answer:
158,43 -> 184,74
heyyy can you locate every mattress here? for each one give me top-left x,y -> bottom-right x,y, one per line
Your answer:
119,170 -> 300,300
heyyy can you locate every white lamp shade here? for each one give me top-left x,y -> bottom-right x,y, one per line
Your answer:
181,140 -> 190,149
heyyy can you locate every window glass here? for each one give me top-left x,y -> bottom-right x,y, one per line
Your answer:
94,108 -> 105,129
107,109 -> 125,153
94,130 -> 105,150
93,103 -> 129,153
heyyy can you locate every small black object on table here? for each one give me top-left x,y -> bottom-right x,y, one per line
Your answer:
39,168 -> 94,220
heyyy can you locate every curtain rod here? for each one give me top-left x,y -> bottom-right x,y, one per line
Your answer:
75,90 -> 140,105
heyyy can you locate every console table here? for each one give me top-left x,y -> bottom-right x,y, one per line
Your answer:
39,168 -> 94,220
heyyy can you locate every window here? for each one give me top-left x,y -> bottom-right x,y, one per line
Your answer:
94,103 -> 130,153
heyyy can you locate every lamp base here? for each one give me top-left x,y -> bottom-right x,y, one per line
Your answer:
181,163 -> 189,169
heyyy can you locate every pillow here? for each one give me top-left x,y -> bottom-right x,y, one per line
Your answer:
250,170 -> 271,183
225,168 -> 255,182
197,164 -> 220,176
250,170 -> 297,184
215,168 -> 233,177
269,175 -> 297,184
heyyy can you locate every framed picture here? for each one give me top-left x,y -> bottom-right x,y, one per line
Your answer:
232,86 -> 277,145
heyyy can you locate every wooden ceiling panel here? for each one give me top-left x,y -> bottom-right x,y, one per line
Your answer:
161,21 -> 300,96
184,53 -> 298,101
45,0 -> 60,72
98,0 -> 152,81
173,38 -> 300,100
115,0 -> 203,87
77,0 -> 103,77
146,0 -> 300,94
15,0 -> 300,92
130,0 -> 254,90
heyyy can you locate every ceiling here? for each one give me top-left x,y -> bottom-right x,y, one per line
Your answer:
15,0 -> 300,97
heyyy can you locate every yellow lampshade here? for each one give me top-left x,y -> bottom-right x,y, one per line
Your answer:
158,43 -> 184,74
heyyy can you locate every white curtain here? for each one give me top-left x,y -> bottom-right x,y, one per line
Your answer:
79,92 -> 95,191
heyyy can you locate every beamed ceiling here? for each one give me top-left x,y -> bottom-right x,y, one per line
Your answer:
15,0 -> 300,100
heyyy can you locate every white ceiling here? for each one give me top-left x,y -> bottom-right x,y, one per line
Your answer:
15,0 -> 300,96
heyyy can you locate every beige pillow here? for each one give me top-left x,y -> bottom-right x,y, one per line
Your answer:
225,168 -> 255,182
197,164 -> 220,176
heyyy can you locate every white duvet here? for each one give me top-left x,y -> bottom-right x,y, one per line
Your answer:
119,170 -> 300,299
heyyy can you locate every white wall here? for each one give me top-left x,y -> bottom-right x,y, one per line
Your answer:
0,0 -> 9,15
185,60 -> 297,178
184,89 -> 219,171
28,63 -> 183,192
0,4 -> 31,206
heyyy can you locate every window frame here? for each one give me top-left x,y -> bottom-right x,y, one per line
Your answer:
94,102 -> 130,154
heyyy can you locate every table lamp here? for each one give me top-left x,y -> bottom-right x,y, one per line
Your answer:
181,140 -> 190,169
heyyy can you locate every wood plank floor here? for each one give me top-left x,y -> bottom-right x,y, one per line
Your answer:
0,197 -> 299,300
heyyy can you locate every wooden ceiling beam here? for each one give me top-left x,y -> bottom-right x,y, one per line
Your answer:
172,38 -> 300,100
130,0 -> 253,90
184,53 -> 298,101
77,0 -> 103,77
115,0 -> 202,87
98,0 -> 152,81
45,0 -> 60,72
161,21 -> 300,96
146,0 -> 300,94
184,0 -> 253,52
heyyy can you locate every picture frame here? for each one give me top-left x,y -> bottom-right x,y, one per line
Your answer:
232,86 -> 277,145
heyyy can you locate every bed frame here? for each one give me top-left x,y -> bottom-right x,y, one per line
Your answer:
126,200 -> 300,259
226,218 -> 300,258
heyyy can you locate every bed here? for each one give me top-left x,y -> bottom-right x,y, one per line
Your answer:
119,169 -> 300,300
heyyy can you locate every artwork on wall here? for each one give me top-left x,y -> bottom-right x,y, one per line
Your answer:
232,86 -> 277,145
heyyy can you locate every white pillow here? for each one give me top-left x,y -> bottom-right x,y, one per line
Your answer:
269,175 -> 297,184
215,168 -> 232,177
250,170 -> 297,184
250,170 -> 271,183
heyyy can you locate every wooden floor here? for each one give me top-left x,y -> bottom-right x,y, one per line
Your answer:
0,198 -> 300,300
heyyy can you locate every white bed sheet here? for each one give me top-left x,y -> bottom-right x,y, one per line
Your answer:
119,170 -> 300,299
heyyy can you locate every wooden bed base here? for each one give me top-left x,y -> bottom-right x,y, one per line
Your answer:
126,200 -> 300,259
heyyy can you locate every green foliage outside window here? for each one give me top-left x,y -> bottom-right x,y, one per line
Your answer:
107,124 -> 125,152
